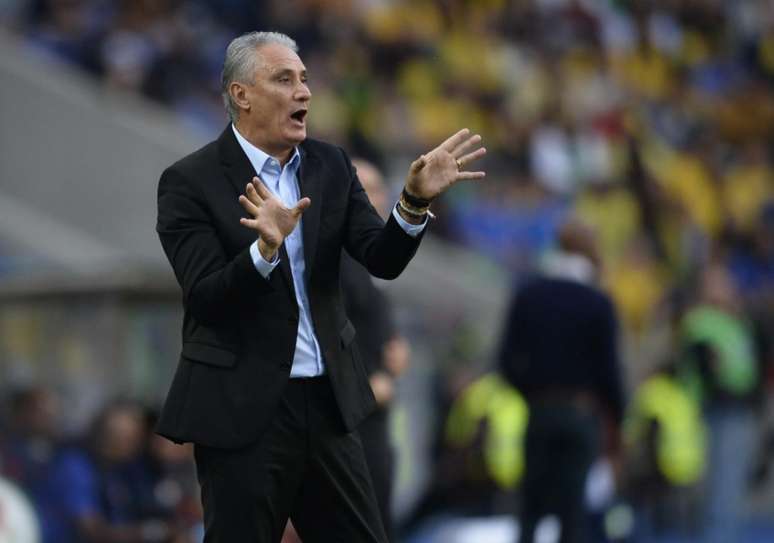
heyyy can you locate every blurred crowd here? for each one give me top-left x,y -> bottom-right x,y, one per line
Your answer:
2,0 -> 774,541
0,386 -> 202,542
1,0 -> 772,329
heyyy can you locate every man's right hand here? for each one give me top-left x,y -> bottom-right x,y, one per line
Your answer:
238,177 -> 311,260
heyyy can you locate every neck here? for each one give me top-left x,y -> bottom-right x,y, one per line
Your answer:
233,121 -> 294,166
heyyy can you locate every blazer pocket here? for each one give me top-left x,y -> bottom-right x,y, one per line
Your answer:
182,342 -> 237,368
340,320 -> 356,348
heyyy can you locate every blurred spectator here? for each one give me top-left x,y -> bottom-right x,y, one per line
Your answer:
622,362 -> 706,541
728,203 -> 774,303
396,314 -> 513,538
0,475 -> 41,542
0,386 -> 59,542
0,385 -> 59,483
678,262 -> 761,543
498,219 -> 625,543
721,143 -> 774,239
43,401 -> 182,542
23,0 -> 106,73
341,158 -> 411,540
144,410 -> 202,542
443,371 -> 528,494
399,371 -> 524,543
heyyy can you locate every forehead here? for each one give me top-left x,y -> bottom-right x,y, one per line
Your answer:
254,42 -> 306,74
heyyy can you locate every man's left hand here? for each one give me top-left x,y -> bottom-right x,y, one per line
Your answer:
404,128 -> 486,202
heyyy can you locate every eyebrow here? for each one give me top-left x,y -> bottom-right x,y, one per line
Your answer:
272,68 -> 307,78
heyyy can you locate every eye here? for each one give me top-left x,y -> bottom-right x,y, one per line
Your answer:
278,77 -> 290,83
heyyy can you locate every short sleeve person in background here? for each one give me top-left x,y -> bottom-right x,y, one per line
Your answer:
341,158 -> 411,540
498,219 -> 625,543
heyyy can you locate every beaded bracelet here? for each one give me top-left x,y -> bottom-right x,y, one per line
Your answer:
397,199 -> 427,218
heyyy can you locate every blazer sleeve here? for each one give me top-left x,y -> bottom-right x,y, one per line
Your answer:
339,149 -> 424,279
156,166 -> 274,325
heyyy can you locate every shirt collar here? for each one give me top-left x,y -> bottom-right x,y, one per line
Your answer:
539,250 -> 597,285
231,124 -> 300,178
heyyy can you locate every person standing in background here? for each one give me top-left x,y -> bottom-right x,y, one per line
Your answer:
0,386 -> 59,543
498,220 -> 625,543
679,262 -> 760,543
340,158 -> 411,541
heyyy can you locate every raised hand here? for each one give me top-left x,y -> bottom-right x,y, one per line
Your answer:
404,128 -> 486,202
238,177 -> 311,260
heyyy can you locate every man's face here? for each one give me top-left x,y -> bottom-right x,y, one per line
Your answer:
241,43 -> 311,156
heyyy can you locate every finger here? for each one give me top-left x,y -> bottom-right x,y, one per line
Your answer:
409,155 -> 426,174
291,197 -> 312,217
456,147 -> 487,168
245,183 -> 264,206
452,134 -> 482,158
455,170 -> 486,181
238,194 -> 260,217
439,128 -> 470,152
251,176 -> 273,200
239,217 -> 259,229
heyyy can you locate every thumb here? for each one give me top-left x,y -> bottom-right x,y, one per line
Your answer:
291,197 -> 311,217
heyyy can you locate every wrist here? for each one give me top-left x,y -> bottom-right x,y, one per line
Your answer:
257,238 -> 278,261
398,189 -> 431,219
402,186 -> 432,207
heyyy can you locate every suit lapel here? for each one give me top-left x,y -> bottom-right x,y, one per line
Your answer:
218,126 -> 296,296
298,145 -> 323,285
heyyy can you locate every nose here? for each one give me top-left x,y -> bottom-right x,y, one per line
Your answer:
295,81 -> 311,102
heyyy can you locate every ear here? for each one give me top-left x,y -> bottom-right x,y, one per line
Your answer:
229,82 -> 250,114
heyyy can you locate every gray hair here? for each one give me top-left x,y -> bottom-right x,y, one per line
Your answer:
221,31 -> 298,122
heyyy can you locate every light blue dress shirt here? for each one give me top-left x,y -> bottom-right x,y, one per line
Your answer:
232,124 -> 426,377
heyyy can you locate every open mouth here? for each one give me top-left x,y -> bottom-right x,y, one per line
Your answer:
290,109 -> 307,124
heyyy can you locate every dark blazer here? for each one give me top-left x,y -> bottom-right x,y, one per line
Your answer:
155,126 -> 423,449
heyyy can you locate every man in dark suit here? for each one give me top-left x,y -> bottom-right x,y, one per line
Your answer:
498,220 -> 624,543
155,31 -> 486,543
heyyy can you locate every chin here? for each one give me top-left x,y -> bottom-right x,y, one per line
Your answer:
287,130 -> 307,146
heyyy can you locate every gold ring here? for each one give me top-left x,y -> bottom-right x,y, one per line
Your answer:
455,159 -> 462,170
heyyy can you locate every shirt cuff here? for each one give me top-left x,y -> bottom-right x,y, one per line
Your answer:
250,240 -> 280,278
392,203 -> 428,238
